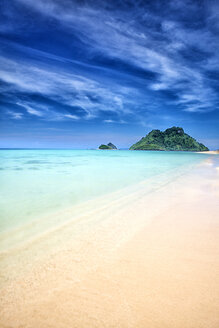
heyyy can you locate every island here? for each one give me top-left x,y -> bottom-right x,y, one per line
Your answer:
99,143 -> 117,150
130,127 -> 209,151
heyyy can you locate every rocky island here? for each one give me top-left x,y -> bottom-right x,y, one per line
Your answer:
99,143 -> 117,150
130,127 -> 209,151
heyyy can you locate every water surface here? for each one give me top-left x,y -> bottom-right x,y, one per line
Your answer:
0,149 -> 206,234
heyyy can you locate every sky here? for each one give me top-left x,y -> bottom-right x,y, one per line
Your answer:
0,0 -> 218,149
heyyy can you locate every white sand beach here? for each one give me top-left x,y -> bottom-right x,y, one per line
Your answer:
198,150 -> 219,154
0,157 -> 219,328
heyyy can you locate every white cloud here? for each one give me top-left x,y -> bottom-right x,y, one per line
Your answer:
104,119 -> 127,124
64,114 -> 79,120
17,103 -> 44,116
3,0 -> 218,116
0,55 -> 135,120
104,119 -> 114,123
14,0 -> 218,113
7,111 -> 23,119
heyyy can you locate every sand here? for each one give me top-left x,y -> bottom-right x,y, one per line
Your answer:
198,150 -> 219,154
0,157 -> 219,328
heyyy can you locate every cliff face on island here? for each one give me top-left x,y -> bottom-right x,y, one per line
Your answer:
130,127 -> 209,151
107,143 -> 117,149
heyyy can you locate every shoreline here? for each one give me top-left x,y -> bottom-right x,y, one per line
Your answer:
197,150 -> 219,154
0,157 -> 219,327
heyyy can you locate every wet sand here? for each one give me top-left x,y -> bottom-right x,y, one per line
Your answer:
0,158 -> 219,328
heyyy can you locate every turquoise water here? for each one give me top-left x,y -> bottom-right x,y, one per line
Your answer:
0,150 -> 206,234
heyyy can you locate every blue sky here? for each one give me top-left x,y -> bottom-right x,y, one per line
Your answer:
0,0 -> 218,149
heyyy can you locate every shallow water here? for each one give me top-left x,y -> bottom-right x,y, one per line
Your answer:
0,149 -> 208,235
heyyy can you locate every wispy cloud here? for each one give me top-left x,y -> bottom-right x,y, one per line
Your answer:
7,111 -> 23,119
17,103 -> 44,117
10,0 -> 218,115
104,119 -> 127,124
0,54 -> 136,122
64,114 -> 79,120
103,119 -> 114,123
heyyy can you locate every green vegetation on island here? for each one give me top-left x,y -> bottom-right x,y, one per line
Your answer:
130,127 -> 209,151
99,143 -> 117,150
99,144 -> 111,149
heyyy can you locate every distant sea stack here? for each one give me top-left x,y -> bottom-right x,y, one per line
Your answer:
130,127 -> 209,151
99,143 -> 117,150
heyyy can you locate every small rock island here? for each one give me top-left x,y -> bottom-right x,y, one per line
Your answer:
130,127 -> 209,151
99,143 -> 117,150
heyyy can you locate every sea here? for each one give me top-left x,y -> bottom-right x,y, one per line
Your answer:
0,149 -> 208,237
